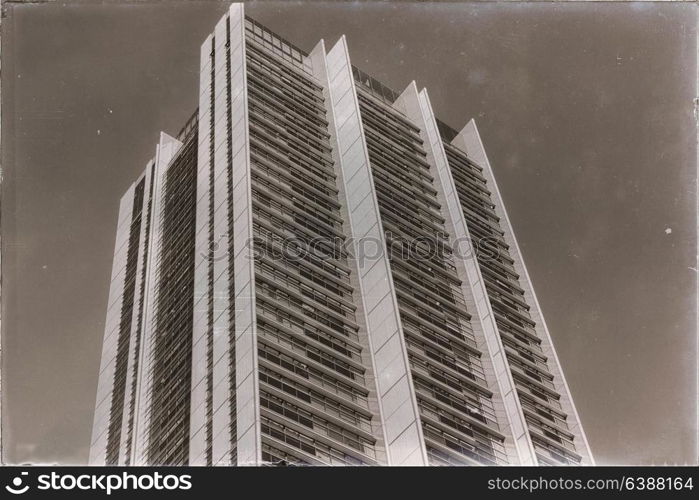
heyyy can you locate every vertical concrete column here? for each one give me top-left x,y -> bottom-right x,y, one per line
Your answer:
228,3 -> 261,466
394,83 -> 537,465
453,120 -> 595,465
189,33 -> 214,466
207,11 -> 236,467
131,132 -> 181,465
89,183 -> 136,465
310,35 -> 427,466
307,40 -> 387,465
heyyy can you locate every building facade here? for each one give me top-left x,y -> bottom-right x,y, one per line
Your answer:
90,3 -> 593,466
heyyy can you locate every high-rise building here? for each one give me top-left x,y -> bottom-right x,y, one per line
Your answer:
90,3 -> 593,466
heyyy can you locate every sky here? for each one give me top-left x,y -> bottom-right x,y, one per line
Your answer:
1,1 -> 696,465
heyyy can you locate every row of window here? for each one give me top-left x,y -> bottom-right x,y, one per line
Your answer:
261,391 -> 376,457
245,17 -> 312,73
261,416 -> 371,465
259,366 -> 373,431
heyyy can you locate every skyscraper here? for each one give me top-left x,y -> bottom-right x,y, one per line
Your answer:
90,3 -> 593,466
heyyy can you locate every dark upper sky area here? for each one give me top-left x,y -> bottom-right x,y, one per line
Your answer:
1,1 -> 696,465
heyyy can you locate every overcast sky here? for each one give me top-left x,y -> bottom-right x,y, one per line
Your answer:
1,1 -> 696,465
